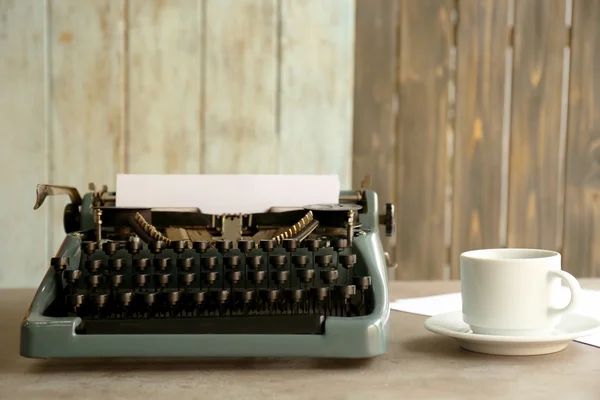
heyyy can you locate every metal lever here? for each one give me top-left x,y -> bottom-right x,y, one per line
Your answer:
33,184 -> 82,210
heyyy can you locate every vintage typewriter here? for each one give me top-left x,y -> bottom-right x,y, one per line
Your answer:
20,180 -> 394,359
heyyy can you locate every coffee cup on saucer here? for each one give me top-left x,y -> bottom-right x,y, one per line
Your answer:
460,248 -> 582,337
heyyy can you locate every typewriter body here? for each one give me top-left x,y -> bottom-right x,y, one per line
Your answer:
20,182 -> 394,359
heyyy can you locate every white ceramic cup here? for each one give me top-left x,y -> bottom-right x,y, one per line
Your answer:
460,248 -> 582,337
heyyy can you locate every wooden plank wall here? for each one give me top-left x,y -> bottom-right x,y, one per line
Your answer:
354,0 -> 600,279
0,0 -> 355,288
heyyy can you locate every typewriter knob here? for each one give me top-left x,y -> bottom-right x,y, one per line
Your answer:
215,239 -> 232,253
134,257 -> 149,272
332,238 -> 347,252
85,259 -> 103,273
282,238 -> 297,253
237,239 -> 255,253
223,254 -> 240,268
81,241 -> 98,256
383,203 -> 395,237
102,242 -> 118,256
339,254 -> 357,269
269,255 -> 286,267
304,239 -> 321,252
201,255 -> 217,270
51,257 -> 69,272
63,202 -> 80,233
126,240 -> 141,254
193,240 -> 210,253
109,258 -> 125,272
314,254 -> 332,267
291,254 -> 308,267
259,239 -> 275,252
153,257 -> 170,271
170,240 -> 189,254
246,255 -> 263,269
149,240 -> 166,254
320,268 -> 339,284
178,257 -> 194,271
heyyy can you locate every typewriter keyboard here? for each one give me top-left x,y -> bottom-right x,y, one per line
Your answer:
46,238 -> 374,335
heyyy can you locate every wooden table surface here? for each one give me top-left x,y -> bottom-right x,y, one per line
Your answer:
1,280 -> 599,400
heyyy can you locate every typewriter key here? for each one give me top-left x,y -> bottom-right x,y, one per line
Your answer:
67,293 -> 84,308
119,291 -> 133,306
312,287 -> 329,301
355,276 -> 371,290
126,240 -> 141,254
282,238 -> 297,253
227,270 -> 241,284
178,257 -> 194,271
269,255 -> 286,267
201,255 -> 217,269
135,273 -> 150,288
337,284 -> 356,299
246,255 -> 262,269
102,242 -> 118,256
250,270 -> 265,284
339,254 -> 357,269
320,269 -> 339,284
65,269 -> 82,284
170,240 -> 188,253
134,257 -> 149,272
179,272 -> 196,286
144,292 -> 157,306
262,289 -> 279,303
291,254 -> 308,267
203,271 -> 218,285
192,290 -> 206,305
296,268 -> 315,283
212,289 -> 230,304
92,292 -> 109,308
223,254 -> 240,268
192,240 -> 210,253
166,289 -> 182,305
304,239 -> 321,252
87,274 -> 103,288
237,289 -> 254,304
332,238 -> 348,252
149,240 -> 166,254
237,239 -> 255,253
215,239 -> 232,254
153,257 -> 170,271
85,259 -> 103,273
315,254 -> 332,267
51,257 -> 69,272
110,274 -> 124,288
286,288 -> 304,303
109,258 -> 125,272
81,241 -> 98,256
154,272 -> 171,288
259,239 -> 275,252
273,270 -> 289,285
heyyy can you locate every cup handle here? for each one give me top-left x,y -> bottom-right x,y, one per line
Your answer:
548,270 -> 582,316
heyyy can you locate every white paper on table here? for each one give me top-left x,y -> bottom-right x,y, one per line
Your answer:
391,287 -> 600,348
115,174 -> 340,214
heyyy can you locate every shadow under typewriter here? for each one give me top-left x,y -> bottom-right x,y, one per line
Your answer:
21,185 -> 394,359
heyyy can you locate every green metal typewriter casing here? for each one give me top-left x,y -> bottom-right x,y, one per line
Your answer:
20,183 -> 394,359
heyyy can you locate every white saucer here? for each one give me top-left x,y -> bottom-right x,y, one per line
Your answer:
424,311 -> 600,356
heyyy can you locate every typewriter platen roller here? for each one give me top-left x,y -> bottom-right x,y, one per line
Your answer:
20,183 -> 394,359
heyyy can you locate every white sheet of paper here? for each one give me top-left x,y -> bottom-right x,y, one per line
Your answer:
115,174 -> 340,214
391,287 -> 600,348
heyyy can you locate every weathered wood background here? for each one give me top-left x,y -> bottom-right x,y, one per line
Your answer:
1,0 -> 598,287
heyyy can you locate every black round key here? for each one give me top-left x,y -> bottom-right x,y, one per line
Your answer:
320,268 -> 339,284
102,242 -> 118,256
193,290 -> 206,305
355,276 -> 371,290
297,268 -> 315,283
259,239 -> 275,252
338,285 -> 356,299
332,237 -> 348,252
291,254 -> 308,267
154,273 -> 171,287
166,289 -> 182,305
170,240 -> 189,253
227,270 -> 241,284
149,240 -> 166,254
153,257 -> 170,271
315,254 -> 332,267
119,291 -> 133,306
212,289 -> 230,304
237,289 -> 254,304
203,271 -> 218,285
250,270 -> 265,284
110,274 -> 124,288
312,287 -> 329,301
262,289 -> 279,303
178,257 -> 194,271
246,255 -> 262,269
201,255 -> 217,269
273,270 -> 289,285
51,257 -> 69,272
215,239 -> 232,253
67,293 -> 84,308
304,239 -> 321,252
286,288 -> 304,303
109,258 -> 125,271
81,241 -> 98,256
269,254 -> 286,267
282,238 -> 297,253
136,273 -> 149,287
87,274 -> 102,287
224,254 -> 240,268
93,292 -> 109,308
179,272 -> 196,286
126,241 -> 141,254
65,269 -> 82,284
134,257 -> 149,272
193,240 -> 210,253
85,259 -> 103,273
339,254 -> 357,268
237,239 -> 255,253
144,292 -> 156,305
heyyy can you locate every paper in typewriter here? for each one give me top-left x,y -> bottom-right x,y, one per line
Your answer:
116,174 -> 340,214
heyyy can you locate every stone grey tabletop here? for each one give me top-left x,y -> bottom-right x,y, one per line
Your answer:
1,279 -> 599,400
